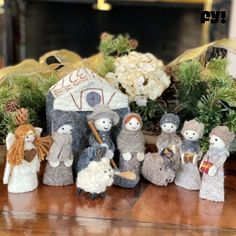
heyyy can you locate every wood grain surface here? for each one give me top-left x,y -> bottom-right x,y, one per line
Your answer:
0,145 -> 236,235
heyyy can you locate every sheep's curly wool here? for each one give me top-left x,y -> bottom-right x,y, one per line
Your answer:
75,146 -> 106,173
76,158 -> 113,194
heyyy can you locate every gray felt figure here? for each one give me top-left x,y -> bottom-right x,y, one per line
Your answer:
87,105 -> 119,159
114,113 -> 145,188
142,113 -> 182,186
199,126 -> 235,202
174,119 -> 204,190
75,146 -> 107,173
43,123 -> 74,186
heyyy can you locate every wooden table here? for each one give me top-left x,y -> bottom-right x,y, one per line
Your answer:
1,146 -> 236,235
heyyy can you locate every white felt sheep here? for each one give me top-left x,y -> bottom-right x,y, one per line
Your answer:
76,157 -> 114,199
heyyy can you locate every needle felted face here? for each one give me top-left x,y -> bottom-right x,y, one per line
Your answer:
209,135 -> 226,149
94,118 -> 112,132
161,122 -> 177,133
183,130 -> 200,141
24,131 -> 36,143
125,117 -> 141,131
57,124 -> 73,134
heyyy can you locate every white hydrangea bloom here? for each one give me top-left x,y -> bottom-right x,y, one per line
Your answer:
105,51 -> 170,103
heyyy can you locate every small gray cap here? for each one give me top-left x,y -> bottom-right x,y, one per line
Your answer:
160,113 -> 180,128
87,105 -> 119,125
51,110 -> 74,131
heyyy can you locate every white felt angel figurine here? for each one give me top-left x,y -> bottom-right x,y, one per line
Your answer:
3,124 -> 52,193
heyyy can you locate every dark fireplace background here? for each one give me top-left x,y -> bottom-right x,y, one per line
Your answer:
25,1 -> 203,63
2,0 -> 211,65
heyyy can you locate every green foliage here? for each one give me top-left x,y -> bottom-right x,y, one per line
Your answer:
99,56 -> 115,77
196,93 -> 223,134
175,60 -> 208,120
176,58 -> 236,149
131,57 -> 236,151
99,33 -> 136,57
130,99 -> 166,131
226,110 -> 236,132
0,75 -> 57,142
98,33 -> 137,77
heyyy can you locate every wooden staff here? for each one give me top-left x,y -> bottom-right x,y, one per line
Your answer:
88,121 -> 117,169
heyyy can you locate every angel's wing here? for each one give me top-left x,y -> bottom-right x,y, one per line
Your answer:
34,127 -> 42,136
4,133 -> 15,184
6,133 -> 16,151
3,162 -> 11,184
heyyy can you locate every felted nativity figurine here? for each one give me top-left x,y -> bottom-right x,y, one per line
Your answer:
199,126 -> 235,202
3,124 -> 52,193
76,157 -> 114,200
142,113 -> 182,186
114,113 -> 145,188
75,146 -> 107,174
87,104 -> 119,160
174,119 -> 204,190
43,123 -> 74,186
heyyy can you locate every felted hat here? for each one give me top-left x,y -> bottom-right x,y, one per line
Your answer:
123,113 -> 142,125
51,110 -> 74,131
160,113 -> 180,128
181,119 -> 204,138
210,126 -> 235,147
87,105 -> 119,125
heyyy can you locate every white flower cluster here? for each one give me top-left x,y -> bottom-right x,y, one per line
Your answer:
105,51 -> 170,105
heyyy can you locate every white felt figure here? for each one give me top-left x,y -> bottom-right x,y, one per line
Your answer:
174,119 -> 204,190
199,126 -> 235,202
87,105 -> 119,160
142,113 -> 182,186
43,124 -> 74,186
3,124 -> 52,193
114,113 -> 145,188
76,157 -> 114,199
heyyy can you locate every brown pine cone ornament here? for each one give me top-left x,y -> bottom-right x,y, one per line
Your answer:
5,100 -> 20,113
15,108 -> 29,125
129,39 -> 138,49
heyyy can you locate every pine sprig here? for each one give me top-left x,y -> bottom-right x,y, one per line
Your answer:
0,75 -> 57,142
98,32 -> 138,77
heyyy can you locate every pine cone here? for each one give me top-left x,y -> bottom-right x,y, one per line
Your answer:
5,100 -> 20,112
164,66 -> 173,77
15,108 -> 29,126
100,32 -> 112,41
129,39 -> 138,49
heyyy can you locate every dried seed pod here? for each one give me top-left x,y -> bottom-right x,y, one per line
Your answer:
5,100 -> 20,113
15,108 -> 29,126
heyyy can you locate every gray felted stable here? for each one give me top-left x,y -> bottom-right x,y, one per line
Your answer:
46,68 -> 129,174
